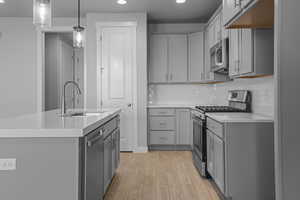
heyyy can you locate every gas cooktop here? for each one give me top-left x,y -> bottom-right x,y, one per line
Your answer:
195,106 -> 246,113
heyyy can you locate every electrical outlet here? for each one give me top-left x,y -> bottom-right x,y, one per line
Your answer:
0,159 -> 16,171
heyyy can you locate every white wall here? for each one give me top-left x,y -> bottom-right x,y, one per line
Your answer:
0,18 -> 37,118
149,76 -> 274,116
0,17 -> 82,118
86,13 -> 148,150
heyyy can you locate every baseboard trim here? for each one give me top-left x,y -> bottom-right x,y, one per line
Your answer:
133,146 -> 148,153
148,145 -> 192,151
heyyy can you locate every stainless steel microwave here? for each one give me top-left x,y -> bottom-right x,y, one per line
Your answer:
210,38 -> 229,74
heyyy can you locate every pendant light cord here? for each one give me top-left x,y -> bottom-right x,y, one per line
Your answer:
77,0 -> 80,26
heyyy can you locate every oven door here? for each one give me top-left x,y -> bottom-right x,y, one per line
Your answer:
192,114 -> 205,161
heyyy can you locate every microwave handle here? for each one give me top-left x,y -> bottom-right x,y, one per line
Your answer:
215,48 -> 223,66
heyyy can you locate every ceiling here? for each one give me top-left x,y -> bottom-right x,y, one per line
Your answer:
0,0 -> 221,23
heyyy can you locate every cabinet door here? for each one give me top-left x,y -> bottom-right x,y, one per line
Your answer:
188,32 -> 204,82
103,136 -> 112,192
229,29 -> 240,76
208,24 -> 215,49
239,29 -> 253,75
214,135 -> 225,194
207,130 -> 214,177
85,129 -> 104,200
149,35 -> 168,83
176,109 -> 192,145
111,132 -> 116,175
214,14 -> 222,43
168,35 -> 188,83
204,29 -> 213,80
115,129 -> 120,168
223,0 -> 242,26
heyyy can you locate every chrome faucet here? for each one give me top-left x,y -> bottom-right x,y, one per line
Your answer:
61,81 -> 82,115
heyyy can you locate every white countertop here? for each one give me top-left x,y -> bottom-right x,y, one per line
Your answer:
0,108 -> 121,138
206,113 -> 274,123
147,104 -> 196,109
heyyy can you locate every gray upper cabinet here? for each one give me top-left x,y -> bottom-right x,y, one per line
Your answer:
149,34 -> 188,83
188,32 -> 205,82
168,35 -> 188,83
223,0 -> 242,26
229,28 -> 274,78
149,35 -> 168,83
176,109 -> 192,145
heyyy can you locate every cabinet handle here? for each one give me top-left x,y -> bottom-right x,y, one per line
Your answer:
159,122 -> 167,126
234,0 -> 241,8
166,74 -> 168,81
170,74 -> 173,81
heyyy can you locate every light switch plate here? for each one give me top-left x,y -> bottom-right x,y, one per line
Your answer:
0,159 -> 16,170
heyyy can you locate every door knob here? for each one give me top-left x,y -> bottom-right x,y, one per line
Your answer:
128,104 -> 132,108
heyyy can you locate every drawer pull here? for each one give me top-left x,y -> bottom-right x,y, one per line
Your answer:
159,137 -> 167,140
159,122 -> 166,126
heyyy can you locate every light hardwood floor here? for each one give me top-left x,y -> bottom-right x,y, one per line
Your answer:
104,151 -> 220,200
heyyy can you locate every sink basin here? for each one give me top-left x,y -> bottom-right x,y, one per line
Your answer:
62,111 -> 107,117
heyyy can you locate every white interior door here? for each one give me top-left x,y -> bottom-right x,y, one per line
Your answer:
100,26 -> 135,151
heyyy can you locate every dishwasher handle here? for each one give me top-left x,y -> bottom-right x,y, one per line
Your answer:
87,132 -> 103,147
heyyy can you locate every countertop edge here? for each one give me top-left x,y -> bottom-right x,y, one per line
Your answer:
0,109 -> 122,138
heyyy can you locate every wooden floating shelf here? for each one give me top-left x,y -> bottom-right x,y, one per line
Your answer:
227,0 -> 274,29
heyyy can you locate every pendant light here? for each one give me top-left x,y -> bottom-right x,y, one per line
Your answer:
73,0 -> 85,48
33,0 -> 52,28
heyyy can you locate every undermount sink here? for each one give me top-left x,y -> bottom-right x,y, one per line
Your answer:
62,111 -> 107,117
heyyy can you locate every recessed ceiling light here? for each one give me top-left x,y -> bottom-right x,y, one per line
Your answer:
117,0 -> 127,5
176,0 -> 186,4
0,0 -> 5,4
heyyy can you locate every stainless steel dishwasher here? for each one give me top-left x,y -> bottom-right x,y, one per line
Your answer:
84,128 -> 104,200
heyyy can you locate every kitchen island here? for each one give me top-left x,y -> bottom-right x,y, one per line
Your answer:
0,108 -> 121,200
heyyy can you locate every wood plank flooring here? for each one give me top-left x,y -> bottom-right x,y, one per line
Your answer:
104,151 -> 220,200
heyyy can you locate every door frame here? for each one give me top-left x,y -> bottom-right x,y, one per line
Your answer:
36,26 -> 87,112
96,21 -> 138,152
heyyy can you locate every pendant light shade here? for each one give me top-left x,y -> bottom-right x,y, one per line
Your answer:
73,26 -> 85,48
73,0 -> 85,48
33,0 -> 52,28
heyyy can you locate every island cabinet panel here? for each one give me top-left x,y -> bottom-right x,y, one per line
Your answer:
0,138 -> 80,200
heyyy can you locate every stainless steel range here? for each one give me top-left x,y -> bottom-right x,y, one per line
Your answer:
192,90 -> 251,177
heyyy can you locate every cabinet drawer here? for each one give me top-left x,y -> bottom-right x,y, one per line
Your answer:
149,131 -> 176,145
149,108 -> 175,116
207,117 -> 223,138
102,117 -> 118,138
149,116 -> 175,131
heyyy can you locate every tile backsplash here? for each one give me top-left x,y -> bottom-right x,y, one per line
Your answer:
148,76 -> 274,116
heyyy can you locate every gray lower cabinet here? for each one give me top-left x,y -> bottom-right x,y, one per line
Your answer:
148,108 -> 192,150
103,135 -> 112,192
207,128 -> 225,194
207,130 -> 214,176
85,128 -> 104,200
213,134 -> 225,194
206,117 -> 274,200
103,126 -> 120,194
